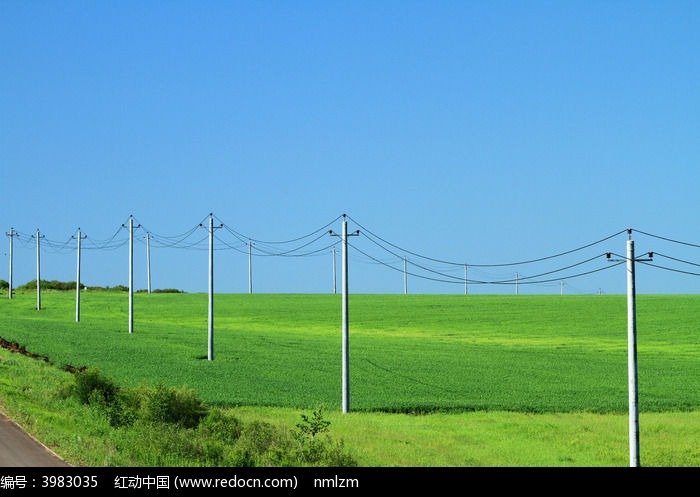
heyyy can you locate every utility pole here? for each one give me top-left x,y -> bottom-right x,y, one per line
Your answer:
464,264 -> 468,295
560,281 -> 565,296
146,233 -> 152,294
35,229 -> 44,310
122,215 -> 140,333
332,247 -> 337,294
626,236 -> 640,467
129,217 -> 134,332
74,228 -> 87,322
202,214 -> 222,361
5,228 -> 17,299
248,239 -> 253,294
403,256 -> 407,295
330,215 -> 359,414
515,272 -> 519,296
607,230 -> 653,468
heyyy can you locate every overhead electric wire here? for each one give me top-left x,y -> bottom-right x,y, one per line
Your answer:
637,261 -> 700,277
653,252 -> 700,267
6,213 -> 699,292
348,238 -> 621,286
216,213 -> 343,245
250,231 -> 331,257
512,261 -> 626,285
347,214 -> 628,268
360,231 -> 464,281
500,254 -> 610,283
355,228 -> 613,284
81,224 -> 129,251
631,229 -> 700,248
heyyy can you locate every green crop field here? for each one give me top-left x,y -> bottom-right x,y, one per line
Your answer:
1,290 -> 699,467
1,291 -> 698,413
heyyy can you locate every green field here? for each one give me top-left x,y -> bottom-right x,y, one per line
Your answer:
1,290 -> 699,466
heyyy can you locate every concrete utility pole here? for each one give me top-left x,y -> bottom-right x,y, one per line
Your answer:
248,239 -> 253,294
146,233 -> 152,294
35,229 -> 44,310
75,228 -> 86,322
330,215 -> 359,414
129,217 -> 135,332
607,231 -> 653,468
626,237 -> 640,468
6,228 -> 17,299
123,215 -> 140,333
403,257 -> 408,295
209,216 -> 215,360
464,264 -> 468,295
515,272 -> 519,296
205,214 -> 222,361
332,247 -> 337,294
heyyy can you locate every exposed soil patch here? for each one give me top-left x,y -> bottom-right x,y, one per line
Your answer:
0,337 -> 85,374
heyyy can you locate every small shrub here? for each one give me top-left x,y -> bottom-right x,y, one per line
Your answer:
292,407 -> 358,466
73,368 -> 118,406
198,409 -> 244,445
139,383 -> 208,429
295,406 -> 331,442
233,420 -> 287,466
106,389 -> 140,428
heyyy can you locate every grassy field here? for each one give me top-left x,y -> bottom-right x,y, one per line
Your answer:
0,290 -> 698,466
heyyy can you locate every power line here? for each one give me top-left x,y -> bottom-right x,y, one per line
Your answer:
348,214 -> 627,268
631,229 -> 700,249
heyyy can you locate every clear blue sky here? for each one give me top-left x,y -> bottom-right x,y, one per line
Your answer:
2,1 -> 698,295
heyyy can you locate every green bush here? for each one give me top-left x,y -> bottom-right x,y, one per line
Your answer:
291,407 -> 357,466
198,409 -> 244,445
15,279 -> 85,291
138,384 -> 208,429
73,368 -> 118,406
107,389 -> 140,428
67,371 -> 356,466
232,420 -> 290,466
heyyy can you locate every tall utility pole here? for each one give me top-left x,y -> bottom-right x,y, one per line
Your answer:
35,229 -> 44,310
515,272 -> 519,296
626,237 -> 640,468
6,228 -> 17,299
209,215 -> 215,360
625,236 -> 652,467
146,233 -> 152,294
332,247 -> 337,294
607,231 -> 653,468
330,215 -> 359,414
129,217 -> 135,332
403,257 -> 408,295
129,217 -> 134,332
248,239 -> 253,294
75,228 -> 86,322
204,214 -> 222,361
123,215 -> 140,333
464,264 -> 468,295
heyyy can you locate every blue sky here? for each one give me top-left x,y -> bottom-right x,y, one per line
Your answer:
1,1 -> 698,295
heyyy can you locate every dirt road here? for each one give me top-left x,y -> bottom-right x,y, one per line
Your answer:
0,412 -> 71,467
